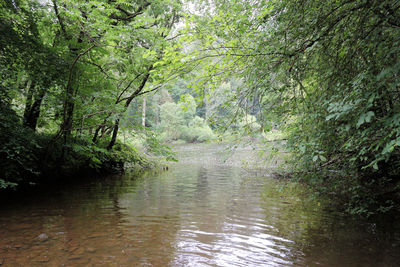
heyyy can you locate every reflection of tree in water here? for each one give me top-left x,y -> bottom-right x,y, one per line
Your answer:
296,215 -> 400,266
0,171 -> 181,266
116,171 -> 183,266
52,174 -> 145,265
60,172 -> 183,266
2,145 -> 400,266
260,181 -> 400,266
195,167 -> 209,200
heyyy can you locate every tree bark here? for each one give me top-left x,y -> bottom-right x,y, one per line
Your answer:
92,126 -> 101,143
23,81 -> 46,130
142,96 -> 146,127
23,80 -> 34,126
107,119 -> 119,150
60,44 -> 95,147
24,90 -> 45,130
107,66 -> 152,150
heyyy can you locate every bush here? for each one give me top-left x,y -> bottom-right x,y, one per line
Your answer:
0,104 -> 40,188
180,116 -> 216,143
0,103 -> 150,189
158,99 -> 216,143
239,114 -> 261,133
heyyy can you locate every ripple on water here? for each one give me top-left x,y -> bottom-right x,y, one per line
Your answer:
1,144 -> 400,266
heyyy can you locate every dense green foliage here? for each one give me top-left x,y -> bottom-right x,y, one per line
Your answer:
158,94 -> 216,142
2,0 -> 399,215
0,0 -> 181,188
175,0 -> 400,215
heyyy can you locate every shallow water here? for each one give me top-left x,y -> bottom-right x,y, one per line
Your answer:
0,144 -> 399,266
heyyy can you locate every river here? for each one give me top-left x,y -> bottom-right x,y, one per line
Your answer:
0,143 -> 399,266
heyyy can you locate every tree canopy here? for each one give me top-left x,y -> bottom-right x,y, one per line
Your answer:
171,0 -> 400,215
1,0 -> 400,215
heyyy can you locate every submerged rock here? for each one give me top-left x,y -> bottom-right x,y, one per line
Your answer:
86,247 -> 96,253
37,233 -> 49,241
33,255 -> 49,262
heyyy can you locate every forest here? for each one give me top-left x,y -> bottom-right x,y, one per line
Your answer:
1,0 -> 399,216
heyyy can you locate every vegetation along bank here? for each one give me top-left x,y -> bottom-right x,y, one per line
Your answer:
1,0 -> 400,216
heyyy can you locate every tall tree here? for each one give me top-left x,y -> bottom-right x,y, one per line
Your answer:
178,0 -> 400,214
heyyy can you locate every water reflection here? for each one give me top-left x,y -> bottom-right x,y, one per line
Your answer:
0,144 -> 399,266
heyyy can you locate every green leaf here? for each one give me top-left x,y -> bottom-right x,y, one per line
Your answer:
373,162 -> 379,170
326,114 -> 336,121
356,113 -> 365,128
364,111 -> 374,123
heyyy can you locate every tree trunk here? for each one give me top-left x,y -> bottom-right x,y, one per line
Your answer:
107,66 -> 152,150
60,45 -> 95,154
23,81 -> 46,130
142,96 -> 146,127
23,80 -> 34,126
107,119 -> 119,150
25,91 -> 45,130
61,88 -> 75,142
92,125 -> 101,143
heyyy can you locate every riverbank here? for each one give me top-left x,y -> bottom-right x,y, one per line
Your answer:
0,121 -> 152,191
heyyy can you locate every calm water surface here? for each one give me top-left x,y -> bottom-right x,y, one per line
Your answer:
0,144 -> 399,266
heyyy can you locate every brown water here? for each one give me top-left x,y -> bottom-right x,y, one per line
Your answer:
0,144 -> 399,266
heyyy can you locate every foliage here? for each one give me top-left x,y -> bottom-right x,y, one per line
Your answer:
179,0 -> 400,215
0,104 -> 40,188
2,0 -> 400,216
159,101 -> 186,141
182,116 -> 215,142
0,0 -> 183,189
158,98 -> 216,143
238,114 -> 261,134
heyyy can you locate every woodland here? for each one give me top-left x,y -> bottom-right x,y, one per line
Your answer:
1,0 -> 399,216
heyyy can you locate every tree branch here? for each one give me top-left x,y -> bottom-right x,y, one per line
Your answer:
52,0 -> 68,39
110,2 -> 151,24
124,66 -> 153,107
116,72 -> 145,104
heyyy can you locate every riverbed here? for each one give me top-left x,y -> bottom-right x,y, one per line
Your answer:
0,143 -> 399,266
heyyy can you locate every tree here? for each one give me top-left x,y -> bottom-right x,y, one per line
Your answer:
178,0 -> 400,214
0,0 -> 184,187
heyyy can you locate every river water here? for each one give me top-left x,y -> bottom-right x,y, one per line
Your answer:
0,144 -> 399,266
